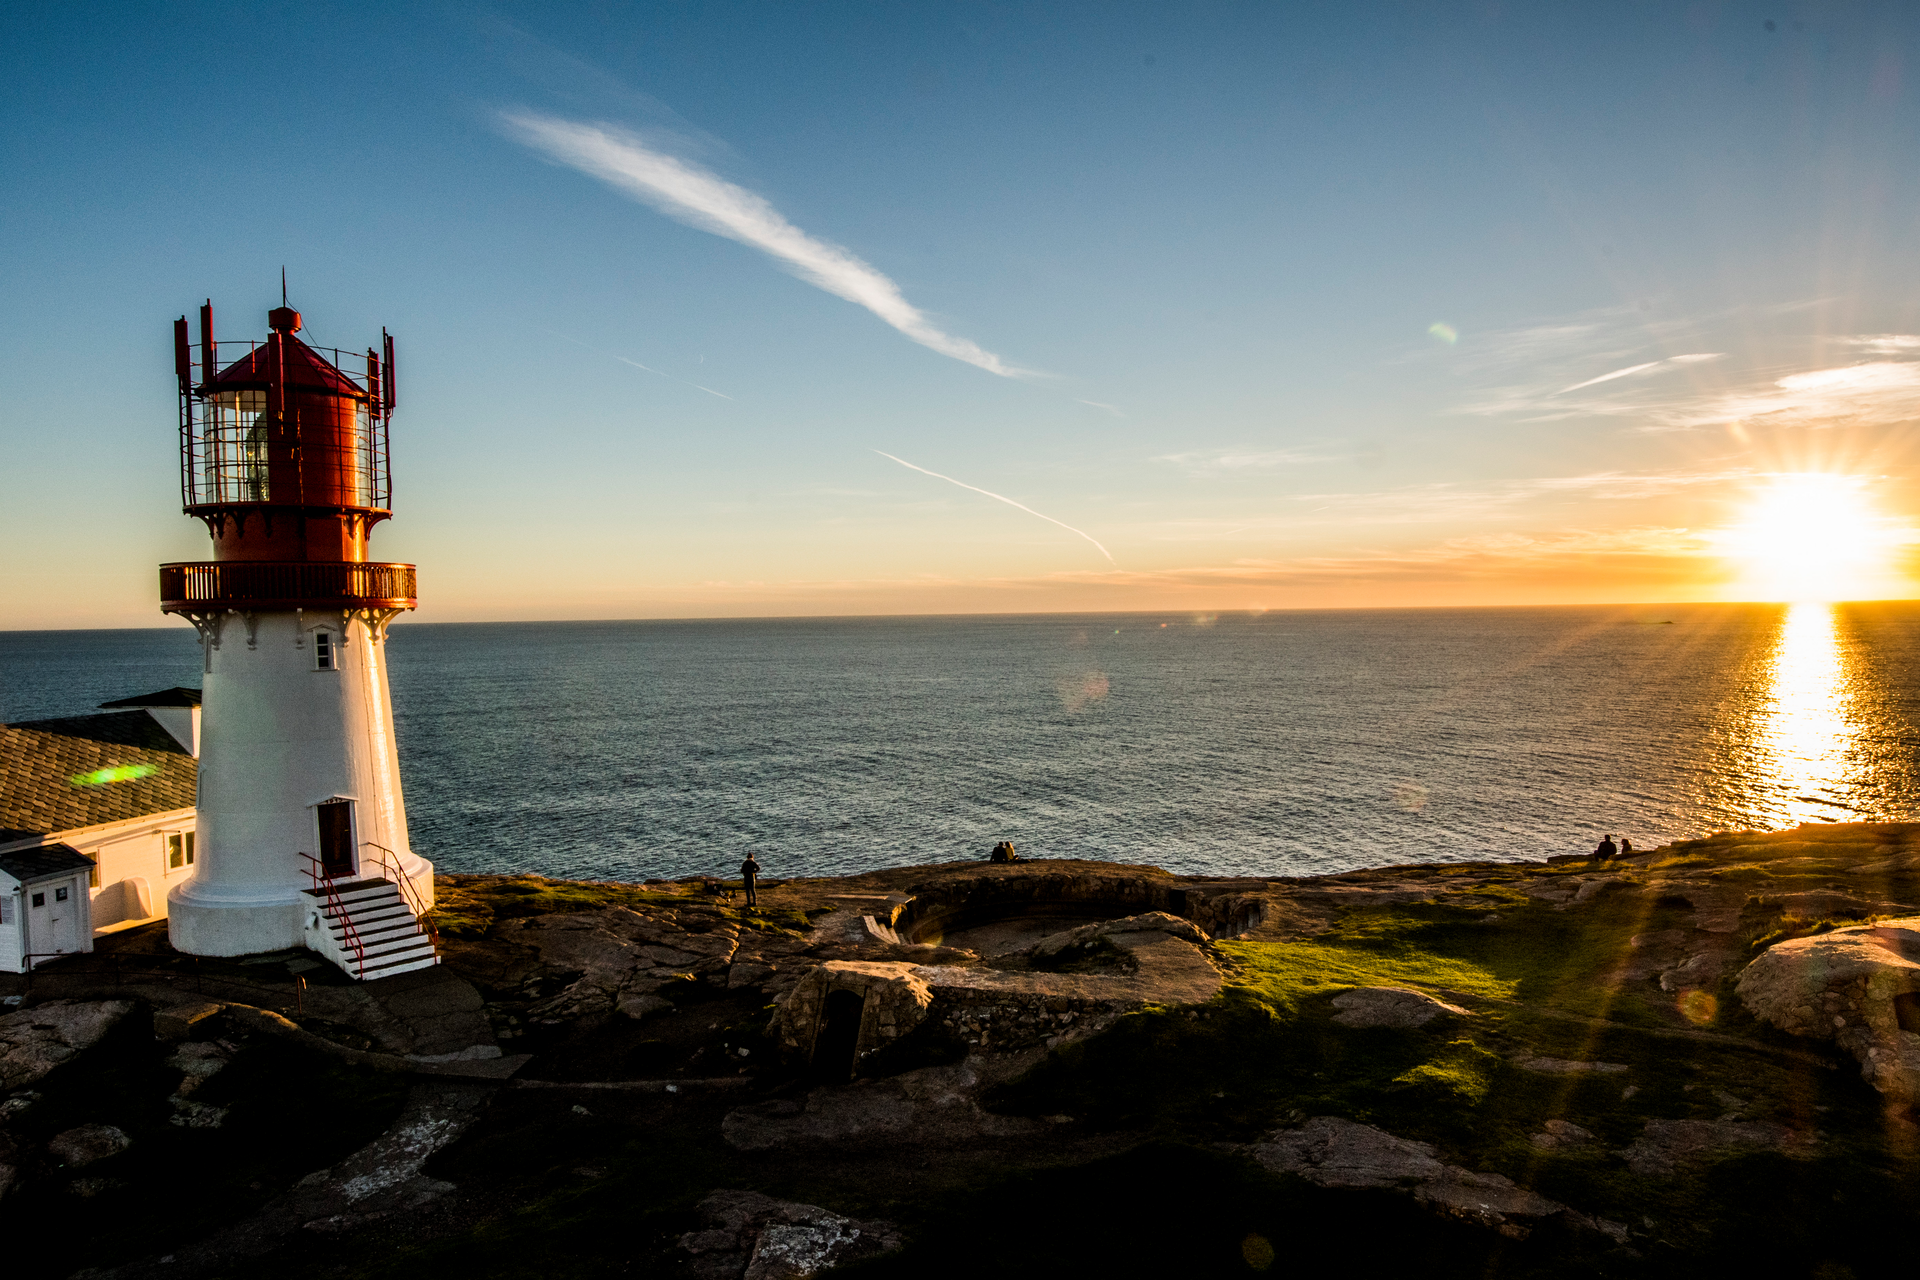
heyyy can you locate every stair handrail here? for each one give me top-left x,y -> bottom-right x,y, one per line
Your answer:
360,841 -> 441,949
298,851 -> 366,978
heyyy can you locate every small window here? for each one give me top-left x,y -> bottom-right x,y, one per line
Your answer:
186,831 -> 196,865
314,630 -> 336,671
0,897 -> 13,925
169,834 -> 184,869
54,887 -> 68,903
87,852 -> 99,889
31,892 -> 45,908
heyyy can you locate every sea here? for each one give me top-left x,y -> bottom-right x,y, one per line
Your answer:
5,604 -> 1920,883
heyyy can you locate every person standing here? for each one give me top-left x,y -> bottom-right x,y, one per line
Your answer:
740,851 -> 761,910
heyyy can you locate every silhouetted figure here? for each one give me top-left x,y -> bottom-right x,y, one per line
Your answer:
1592,834 -> 1618,861
989,841 -> 1022,864
740,852 -> 761,910
1619,837 -> 1635,858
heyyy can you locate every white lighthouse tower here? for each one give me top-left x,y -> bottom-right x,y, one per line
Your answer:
160,297 -> 437,979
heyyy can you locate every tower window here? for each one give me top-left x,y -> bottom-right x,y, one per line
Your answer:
315,630 -> 336,670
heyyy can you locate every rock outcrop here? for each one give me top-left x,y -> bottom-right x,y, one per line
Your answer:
1249,1116 -> 1626,1241
1736,918 -> 1920,1101
1331,986 -> 1473,1029
0,999 -> 132,1092
722,1062 -> 1048,1152
1614,1116 -> 1818,1176
680,1189 -> 903,1280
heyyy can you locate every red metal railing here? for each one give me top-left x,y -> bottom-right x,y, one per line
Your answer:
298,852 -> 366,978
159,561 -> 416,612
362,841 -> 441,951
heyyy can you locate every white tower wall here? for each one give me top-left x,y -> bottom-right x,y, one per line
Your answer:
168,610 -> 433,956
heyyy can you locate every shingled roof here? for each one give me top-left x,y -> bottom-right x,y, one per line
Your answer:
98,688 -> 202,709
0,843 -> 96,883
0,711 -> 196,844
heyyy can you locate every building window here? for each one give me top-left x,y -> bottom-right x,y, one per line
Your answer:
168,832 -> 196,869
0,897 -> 13,925
31,892 -> 45,908
54,887 -> 68,903
87,853 -> 99,889
315,630 -> 337,671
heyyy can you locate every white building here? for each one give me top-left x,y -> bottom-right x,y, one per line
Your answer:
0,689 -> 202,972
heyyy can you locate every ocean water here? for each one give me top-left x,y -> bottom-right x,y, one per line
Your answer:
5,604 -> 1920,882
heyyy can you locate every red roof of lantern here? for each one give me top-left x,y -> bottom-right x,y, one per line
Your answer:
211,336 -> 363,397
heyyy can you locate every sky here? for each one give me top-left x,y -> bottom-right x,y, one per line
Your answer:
5,1 -> 1920,628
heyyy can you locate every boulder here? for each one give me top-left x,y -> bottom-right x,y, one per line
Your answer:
48,1124 -> 131,1168
1736,919 -> 1920,1101
1330,987 -> 1472,1029
0,1001 -> 133,1092
681,1189 -> 903,1280
1028,911 -> 1208,960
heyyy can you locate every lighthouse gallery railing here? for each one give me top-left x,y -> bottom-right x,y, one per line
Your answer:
159,561 -> 417,612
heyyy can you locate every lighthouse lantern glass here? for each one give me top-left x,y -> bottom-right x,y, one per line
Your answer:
205,389 -> 271,503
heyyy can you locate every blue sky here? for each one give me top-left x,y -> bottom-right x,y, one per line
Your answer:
6,2 -> 1920,626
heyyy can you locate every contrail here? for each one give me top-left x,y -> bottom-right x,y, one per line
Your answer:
875,450 -> 1115,564
501,110 -> 1028,378
613,355 -> 733,400
544,328 -> 734,400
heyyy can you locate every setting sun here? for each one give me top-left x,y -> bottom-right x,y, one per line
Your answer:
1712,474 -> 1911,602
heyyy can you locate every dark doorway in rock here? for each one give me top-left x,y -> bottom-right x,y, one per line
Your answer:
1894,991 -> 1920,1034
812,989 -> 865,1082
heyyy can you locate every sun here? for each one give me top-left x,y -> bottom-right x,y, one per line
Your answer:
1712,474 -> 1908,602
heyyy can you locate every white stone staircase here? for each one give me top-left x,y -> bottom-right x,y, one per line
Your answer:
301,877 -> 439,980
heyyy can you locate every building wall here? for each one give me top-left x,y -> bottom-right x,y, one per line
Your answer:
0,808 -> 199,937
0,871 -> 94,973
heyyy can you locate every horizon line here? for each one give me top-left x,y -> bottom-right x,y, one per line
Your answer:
8,595 -> 1919,634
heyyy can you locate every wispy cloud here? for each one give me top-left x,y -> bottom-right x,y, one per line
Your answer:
874,450 -> 1115,563
501,111 -> 1027,377
1438,304 -> 1920,433
1849,335 -> 1920,355
1077,399 -> 1124,415
1149,467 -> 1758,538
1680,361 -> 1920,431
1554,353 -> 1721,395
1154,448 -> 1336,476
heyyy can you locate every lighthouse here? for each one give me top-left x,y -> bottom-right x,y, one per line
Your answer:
160,297 -> 437,979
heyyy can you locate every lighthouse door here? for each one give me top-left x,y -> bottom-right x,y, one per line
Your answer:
317,800 -> 356,880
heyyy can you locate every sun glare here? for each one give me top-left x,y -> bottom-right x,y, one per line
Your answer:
1713,474 -> 1908,602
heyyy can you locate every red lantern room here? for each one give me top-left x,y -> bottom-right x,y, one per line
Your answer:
161,300 -> 416,617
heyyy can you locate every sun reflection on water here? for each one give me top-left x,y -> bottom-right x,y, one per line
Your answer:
1761,603 -> 1864,826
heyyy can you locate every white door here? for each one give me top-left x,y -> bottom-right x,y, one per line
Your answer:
26,880 -> 79,962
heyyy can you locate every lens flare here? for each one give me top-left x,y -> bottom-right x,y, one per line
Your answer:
1428,322 -> 1458,345
1678,989 -> 1718,1025
70,763 -> 157,787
